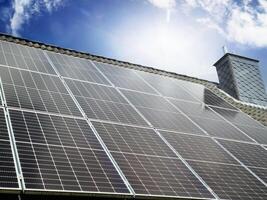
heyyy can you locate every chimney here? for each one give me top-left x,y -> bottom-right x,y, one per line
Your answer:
214,53 -> 267,106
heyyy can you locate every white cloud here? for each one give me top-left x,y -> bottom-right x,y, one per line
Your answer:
148,0 -> 267,47
182,0 -> 267,47
147,0 -> 176,9
10,0 -> 64,36
147,0 -> 176,22
226,1 -> 267,47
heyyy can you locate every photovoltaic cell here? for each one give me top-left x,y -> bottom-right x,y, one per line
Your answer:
47,52 -> 110,85
160,130 -> 238,164
173,80 -> 238,110
112,152 -> 213,198
218,139 -> 267,168
0,41 -> 56,75
0,66 -> 82,117
0,108 -> 19,189
191,116 -> 254,142
212,107 -> 264,128
202,89 -> 237,110
65,79 -> 148,125
137,107 -> 205,135
188,161 -> 267,200
137,71 -> 199,102
0,108 -> 10,141
95,62 -> 157,94
0,140 -> 19,189
168,100 -> 222,120
235,125 -> 267,145
121,90 -> 176,112
92,121 -> 176,157
65,78 -> 127,104
1,39 -> 266,199
91,121 -> 213,198
9,109 -> 129,193
76,97 -> 148,126
248,167 -> 267,184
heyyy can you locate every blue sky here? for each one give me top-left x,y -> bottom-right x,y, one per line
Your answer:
0,0 -> 266,89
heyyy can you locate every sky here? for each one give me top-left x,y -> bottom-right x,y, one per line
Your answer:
0,0 -> 267,89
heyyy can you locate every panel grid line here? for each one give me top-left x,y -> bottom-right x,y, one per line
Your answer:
55,115 -> 104,192
0,64 -> 58,77
207,105 -> 266,147
38,112 -> 82,191
90,61 -> 153,127
90,64 -> 217,198
137,70 -> 267,186
1,39 -> 266,199
154,131 -> 219,199
0,77 -> 23,190
89,61 -> 216,199
7,106 -> 85,120
214,139 -> 267,186
44,51 -> 134,195
0,66 -> 82,117
80,118 -> 249,148
17,111 -> 49,190
134,70 -> 267,198
136,71 -> 264,152
134,71 -> 211,136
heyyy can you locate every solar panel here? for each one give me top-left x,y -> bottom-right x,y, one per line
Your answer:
137,71 -> 199,102
1,39 -> 267,199
235,125 -> 267,145
91,121 -> 213,198
0,66 -> 82,117
9,109 -> 129,193
65,79 -> 127,104
92,121 -> 176,157
0,108 -> 19,189
0,41 -> 56,75
0,89 -> 2,106
217,139 -> 267,168
64,78 -> 148,126
168,99 -> 223,120
249,167 -> 267,183
47,52 -> 110,85
121,89 -> 176,112
112,152 -> 213,198
201,89 -> 238,110
160,130 -> 238,164
212,107 -> 264,128
137,107 -> 205,135
95,62 -> 157,94
188,161 -> 267,200
76,97 -> 148,126
191,116 -> 254,142
0,108 -> 10,141
173,79 -> 238,110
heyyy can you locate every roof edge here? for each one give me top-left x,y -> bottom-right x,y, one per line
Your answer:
213,53 -> 259,67
0,32 -> 217,85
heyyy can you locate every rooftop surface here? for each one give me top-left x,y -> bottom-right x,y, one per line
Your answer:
0,33 -> 266,126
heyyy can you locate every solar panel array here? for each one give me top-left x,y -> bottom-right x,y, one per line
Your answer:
0,40 -> 266,200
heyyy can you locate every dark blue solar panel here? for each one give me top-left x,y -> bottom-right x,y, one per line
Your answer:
9,109 -> 130,193
0,66 -> 82,117
0,108 -> 20,189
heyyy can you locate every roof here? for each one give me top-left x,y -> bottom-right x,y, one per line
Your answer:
213,52 -> 259,67
0,33 -> 266,126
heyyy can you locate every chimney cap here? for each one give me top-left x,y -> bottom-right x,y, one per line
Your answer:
213,52 -> 259,67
